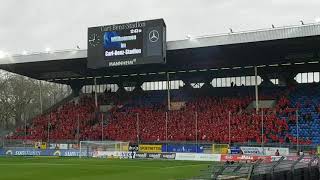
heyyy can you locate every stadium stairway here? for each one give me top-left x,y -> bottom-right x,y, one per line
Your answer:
246,100 -> 277,111
42,93 -> 76,115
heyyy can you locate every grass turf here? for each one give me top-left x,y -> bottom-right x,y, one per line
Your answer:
0,157 -> 214,180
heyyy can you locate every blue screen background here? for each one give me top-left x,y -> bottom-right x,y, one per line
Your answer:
104,31 -> 121,49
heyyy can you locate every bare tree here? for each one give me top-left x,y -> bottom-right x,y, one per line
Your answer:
0,70 -> 72,131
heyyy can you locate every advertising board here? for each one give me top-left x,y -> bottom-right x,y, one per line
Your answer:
162,144 -> 204,153
0,148 -> 90,157
175,153 -> 221,162
230,146 -> 241,154
240,147 -> 263,155
221,154 -> 272,162
239,146 -> 289,156
264,147 -> 289,156
139,144 -> 162,153
134,153 -> 176,160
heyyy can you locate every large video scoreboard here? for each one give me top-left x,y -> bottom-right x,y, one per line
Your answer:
87,19 -> 166,69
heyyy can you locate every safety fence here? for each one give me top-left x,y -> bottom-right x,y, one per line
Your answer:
1,140 -> 320,155
207,155 -> 320,180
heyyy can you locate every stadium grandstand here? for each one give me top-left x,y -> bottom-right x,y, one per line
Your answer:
1,20 -> 320,179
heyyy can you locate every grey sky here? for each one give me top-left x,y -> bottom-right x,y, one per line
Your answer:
0,0 -> 319,54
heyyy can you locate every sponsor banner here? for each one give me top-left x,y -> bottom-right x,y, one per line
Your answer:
161,153 -> 176,160
50,143 -> 81,150
134,153 -> 148,159
49,144 -> 57,149
264,147 -> 289,156
50,144 -> 63,150
175,153 -> 196,160
0,148 -> 90,157
162,144 -> 204,153
59,144 -> 68,150
93,151 -> 135,159
221,154 -> 272,162
61,150 -> 85,157
60,150 -> 91,157
240,147 -> 263,155
175,153 -> 221,162
5,149 -> 42,156
196,154 -> 221,162
240,147 -> 289,156
134,152 -> 176,160
230,147 -> 241,154
146,153 -> 162,159
129,145 -> 139,151
212,144 -> 229,154
93,151 -> 122,158
120,152 -> 132,159
139,144 -> 162,153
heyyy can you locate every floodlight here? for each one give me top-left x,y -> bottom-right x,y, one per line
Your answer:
45,47 -> 51,53
0,51 -> 8,59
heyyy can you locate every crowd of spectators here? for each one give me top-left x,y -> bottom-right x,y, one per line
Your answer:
7,86 -> 315,145
8,95 -> 96,141
102,96 -> 300,144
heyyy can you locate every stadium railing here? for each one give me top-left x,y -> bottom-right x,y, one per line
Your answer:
139,141 -> 318,154
203,155 -> 320,180
1,139 -> 318,155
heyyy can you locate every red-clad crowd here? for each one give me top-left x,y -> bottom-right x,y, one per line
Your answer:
7,94 -> 312,145
8,95 -> 96,141
102,97 -> 301,144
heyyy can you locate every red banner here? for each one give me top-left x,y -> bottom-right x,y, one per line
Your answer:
221,154 -> 272,162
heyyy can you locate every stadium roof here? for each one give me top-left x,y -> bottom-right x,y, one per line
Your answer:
0,23 -> 320,84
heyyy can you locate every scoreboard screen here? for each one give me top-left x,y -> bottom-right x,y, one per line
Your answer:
87,19 -> 166,69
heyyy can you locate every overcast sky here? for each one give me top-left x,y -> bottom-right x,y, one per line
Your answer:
0,0 -> 319,54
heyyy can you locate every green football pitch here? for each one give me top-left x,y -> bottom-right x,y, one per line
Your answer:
0,157 -> 215,180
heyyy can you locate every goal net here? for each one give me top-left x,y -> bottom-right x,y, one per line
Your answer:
79,141 -> 129,158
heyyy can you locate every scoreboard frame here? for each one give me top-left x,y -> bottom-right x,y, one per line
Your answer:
87,19 -> 166,69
